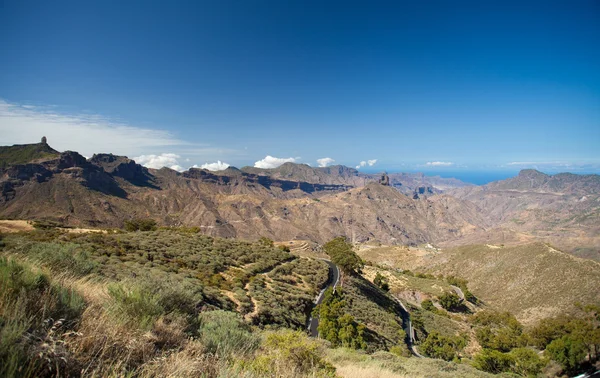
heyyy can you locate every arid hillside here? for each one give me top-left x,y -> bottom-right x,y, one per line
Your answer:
356,242 -> 600,326
447,169 -> 600,260
0,143 -> 486,246
2,142 -> 599,261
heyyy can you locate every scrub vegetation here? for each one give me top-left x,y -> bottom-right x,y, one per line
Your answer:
1,227 -> 598,377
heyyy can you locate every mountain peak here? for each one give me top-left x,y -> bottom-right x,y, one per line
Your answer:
0,142 -> 60,168
517,169 -> 548,179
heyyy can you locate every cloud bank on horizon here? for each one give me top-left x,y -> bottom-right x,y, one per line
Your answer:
426,161 -> 454,166
198,161 -> 230,171
134,153 -> 185,172
356,159 -> 377,169
1,99 -> 597,174
317,157 -> 335,167
254,155 -> 297,169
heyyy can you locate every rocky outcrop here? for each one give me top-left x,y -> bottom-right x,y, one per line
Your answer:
184,168 -> 352,194
412,186 -> 434,199
0,150 -> 127,199
89,153 -> 155,187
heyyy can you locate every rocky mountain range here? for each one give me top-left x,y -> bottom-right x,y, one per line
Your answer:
447,169 -> 600,260
1,141 -> 599,260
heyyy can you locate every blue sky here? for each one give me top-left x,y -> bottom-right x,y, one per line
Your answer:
1,0 -> 599,175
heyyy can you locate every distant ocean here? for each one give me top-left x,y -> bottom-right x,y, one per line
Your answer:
420,171 -> 519,185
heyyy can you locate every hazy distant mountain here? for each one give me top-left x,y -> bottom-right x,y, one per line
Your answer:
241,162 -> 473,194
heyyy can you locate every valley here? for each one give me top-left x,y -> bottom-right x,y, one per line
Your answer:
1,141 -> 599,377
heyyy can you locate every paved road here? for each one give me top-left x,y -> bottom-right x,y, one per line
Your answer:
306,261 -> 423,359
394,297 -> 424,358
450,285 -> 465,300
307,259 -> 340,337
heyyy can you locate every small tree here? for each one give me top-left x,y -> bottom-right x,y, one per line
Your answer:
316,288 -> 366,349
323,237 -> 363,285
420,331 -> 467,361
473,349 -> 514,374
421,299 -> 436,312
508,347 -> 547,376
124,218 -> 157,232
373,272 -> 389,291
258,237 -> 274,247
546,335 -> 588,373
438,292 -> 462,312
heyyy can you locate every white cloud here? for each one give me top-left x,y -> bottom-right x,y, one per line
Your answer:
426,161 -> 454,166
199,160 -> 230,171
317,157 -> 335,167
355,159 -> 377,169
254,155 -> 296,169
0,99 -> 237,161
134,153 -> 185,172
507,161 -> 570,166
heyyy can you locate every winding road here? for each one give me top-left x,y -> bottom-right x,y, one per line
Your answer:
307,259 -> 340,337
306,259 -> 423,358
394,297 -> 424,358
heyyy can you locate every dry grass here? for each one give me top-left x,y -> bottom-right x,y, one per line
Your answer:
421,243 -> 600,325
0,219 -> 34,233
336,365 -> 406,378
0,220 -> 107,234
327,348 -> 498,378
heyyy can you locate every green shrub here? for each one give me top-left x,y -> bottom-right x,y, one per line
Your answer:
421,299 -> 436,312
32,220 -> 63,230
473,348 -> 513,374
472,310 -> 523,352
373,272 -> 389,291
124,218 -> 157,232
0,257 -> 85,377
438,292 -> 462,312
107,283 -> 163,330
249,329 -> 336,377
198,310 -> 259,359
323,237 -> 363,275
258,237 -> 274,247
508,347 -> 547,376
419,331 -> 467,361
316,288 -> 367,349
545,335 -> 588,373
25,242 -> 98,277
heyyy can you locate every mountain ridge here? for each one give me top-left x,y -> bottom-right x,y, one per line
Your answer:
1,142 -> 598,260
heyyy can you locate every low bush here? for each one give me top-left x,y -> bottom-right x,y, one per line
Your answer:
248,329 -> 336,377
545,335 -> 589,374
0,257 -> 85,377
124,218 -> 157,232
316,288 -> 367,350
473,347 -> 547,376
472,310 -> 524,352
24,242 -> 98,277
473,348 -> 513,374
438,292 -> 462,312
421,299 -> 436,312
198,310 -> 259,359
107,283 -> 163,330
419,331 -> 467,361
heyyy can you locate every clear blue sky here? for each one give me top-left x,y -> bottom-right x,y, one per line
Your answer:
1,0 -> 599,175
